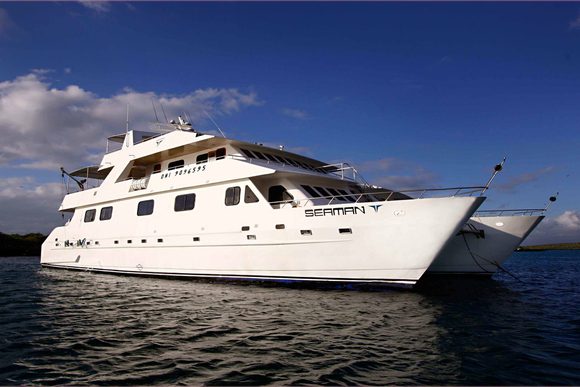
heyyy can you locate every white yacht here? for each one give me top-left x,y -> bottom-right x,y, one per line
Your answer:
427,208 -> 546,275
41,121 -> 485,288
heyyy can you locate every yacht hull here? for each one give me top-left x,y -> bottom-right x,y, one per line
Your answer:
427,215 -> 544,275
41,196 -> 484,288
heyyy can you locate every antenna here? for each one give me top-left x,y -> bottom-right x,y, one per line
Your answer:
204,110 -> 226,138
480,156 -> 506,196
160,101 -> 169,123
151,99 -> 160,122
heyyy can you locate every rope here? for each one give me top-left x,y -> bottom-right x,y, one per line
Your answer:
461,233 -> 525,283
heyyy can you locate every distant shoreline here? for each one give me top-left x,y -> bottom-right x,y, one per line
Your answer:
0,233 -> 47,257
517,242 -> 580,252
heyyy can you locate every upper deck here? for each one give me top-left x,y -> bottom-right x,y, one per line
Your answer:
59,125 -> 360,211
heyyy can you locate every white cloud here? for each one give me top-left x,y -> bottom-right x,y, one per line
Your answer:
524,210 -> 580,245
496,167 -> 555,193
78,1 -> 111,13
355,158 -> 438,190
0,177 -> 64,234
0,72 -> 261,170
281,108 -> 309,120
0,7 -> 14,36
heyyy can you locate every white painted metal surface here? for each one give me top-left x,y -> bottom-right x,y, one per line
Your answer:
428,214 -> 544,275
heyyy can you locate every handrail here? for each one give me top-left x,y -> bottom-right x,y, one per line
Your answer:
473,208 -> 546,217
269,186 -> 487,208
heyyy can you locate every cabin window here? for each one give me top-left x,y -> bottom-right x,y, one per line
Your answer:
153,164 -> 161,174
268,185 -> 294,204
241,149 -> 255,158
338,189 -> 355,202
99,206 -> 113,221
174,193 -> 196,212
196,153 -> 208,164
84,209 -> 96,223
216,147 -> 226,160
272,155 -> 284,163
327,188 -> 346,201
244,186 -> 259,203
137,199 -> 154,216
264,153 -> 277,162
301,185 -> 321,198
225,186 -> 241,206
253,151 -> 267,161
314,186 -> 330,197
168,160 -> 184,170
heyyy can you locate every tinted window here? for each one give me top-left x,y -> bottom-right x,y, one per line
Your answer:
137,200 -> 154,216
241,149 -> 255,158
264,153 -> 277,162
225,186 -> 241,206
327,188 -> 346,201
244,186 -> 259,203
168,160 -> 184,170
253,151 -> 267,160
99,206 -> 113,220
338,189 -> 355,202
153,164 -> 161,173
216,148 -> 226,160
174,193 -> 196,212
314,187 -> 330,197
268,185 -> 294,203
84,209 -> 96,222
196,153 -> 208,164
301,185 -> 321,198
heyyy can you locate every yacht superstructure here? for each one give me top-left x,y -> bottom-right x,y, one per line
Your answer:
41,123 -> 485,287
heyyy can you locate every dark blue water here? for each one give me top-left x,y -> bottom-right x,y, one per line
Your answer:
0,252 -> 579,385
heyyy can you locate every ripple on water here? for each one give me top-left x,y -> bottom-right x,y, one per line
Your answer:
0,253 -> 579,385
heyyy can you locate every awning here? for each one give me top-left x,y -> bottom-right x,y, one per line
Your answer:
69,165 -> 112,180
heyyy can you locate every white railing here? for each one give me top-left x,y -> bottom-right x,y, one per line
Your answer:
270,186 -> 487,208
473,209 -> 546,217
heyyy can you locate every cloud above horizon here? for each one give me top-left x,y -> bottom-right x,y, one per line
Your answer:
0,7 -> 15,36
281,108 -> 309,120
524,210 -> 580,245
356,157 -> 438,190
0,71 -> 261,170
496,167 -> 555,193
0,177 -> 64,234
78,1 -> 111,13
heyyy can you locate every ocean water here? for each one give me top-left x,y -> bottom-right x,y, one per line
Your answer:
0,251 -> 579,385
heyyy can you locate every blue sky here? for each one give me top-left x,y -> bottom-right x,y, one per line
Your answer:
0,2 -> 579,243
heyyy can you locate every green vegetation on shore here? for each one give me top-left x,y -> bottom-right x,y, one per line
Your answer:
518,242 -> 580,251
0,233 -> 47,257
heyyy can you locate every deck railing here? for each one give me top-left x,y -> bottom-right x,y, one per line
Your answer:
269,186 -> 487,208
473,209 -> 546,217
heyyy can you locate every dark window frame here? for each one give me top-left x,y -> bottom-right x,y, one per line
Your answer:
244,185 -> 259,203
225,186 -> 241,206
99,206 -> 113,221
137,199 -> 155,216
174,193 -> 196,212
168,160 -> 184,170
84,209 -> 96,223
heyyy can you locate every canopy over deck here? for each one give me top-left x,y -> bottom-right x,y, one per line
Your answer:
69,165 -> 112,180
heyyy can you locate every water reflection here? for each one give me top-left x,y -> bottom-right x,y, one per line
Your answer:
6,267 -> 459,385
1,256 -> 579,385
